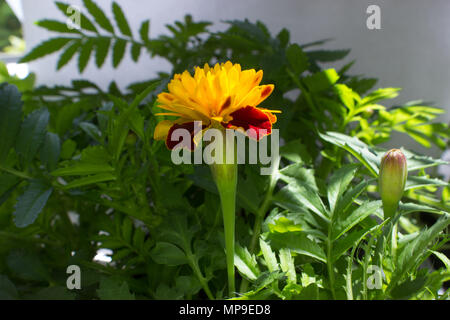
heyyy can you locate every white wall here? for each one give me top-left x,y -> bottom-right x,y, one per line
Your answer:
21,0 -> 450,156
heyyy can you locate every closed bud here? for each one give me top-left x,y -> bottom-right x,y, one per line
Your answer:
379,149 -> 407,219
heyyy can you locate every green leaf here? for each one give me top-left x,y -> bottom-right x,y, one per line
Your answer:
327,164 -> 359,214
79,122 -> 102,142
63,173 -> 116,189
78,38 -> 95,73
13,180 -> 53,228
94,37 -> 111,68
267,232 -> 327,263
112,39 -> 127,68
390,276 -> 427,300
139,20 -> 150,42
0,275 -> 19,300
83,0 -> 114,33
405,176 -> 448,191
97,277 -> 135,300
361,87 -> 400,106
112,2 -> 132,37
57,40 -> 80,70
40,132 -> 61,171
335,84 -> 357,111
35,19 -> 81,34
131,43 -> 141,62
286,44 -> 308,75
279,248 -> 296,284
7,250 -> 50,282
303,69 -> 339,93
150,242 -> 188,266
55,2 -> 97,33
16,108 -> 50,166
20,38 -> 75,63
332,200 -> 382,240
319,131 -> 379,177
0,84 -> 23,164
52,163 -> 114,177
392,214 -> 450,285
280,139 -> 312,165
259,239 -> 279,272
307,49 -> 350,62
234,244 -> 261,281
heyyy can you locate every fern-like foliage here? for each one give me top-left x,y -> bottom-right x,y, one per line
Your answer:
21,0 -> 150,72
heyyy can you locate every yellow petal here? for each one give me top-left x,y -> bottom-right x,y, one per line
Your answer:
153,120 -> 174,140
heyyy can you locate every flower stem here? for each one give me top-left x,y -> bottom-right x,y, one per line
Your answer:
209,129 -> 238,297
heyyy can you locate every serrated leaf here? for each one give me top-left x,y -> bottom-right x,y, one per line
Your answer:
112,2 -> 132,37
332,200 -> 381,240
286,44 -> 308,75
150,242 -> 187,266
259,239 -> 279,272
57,40 -> 80,70
112,39 -> 126,68
392,214 -> 450,286
0,84 -> 23,164
20,38 -> 75,63
83,0 -> 114,33
16,108 -> 50,166
97,277 -> 135,300
63,173 -> 116,189
279,248 -> 296,284
94,37 -> 111,68
14,181 -> 53,228
267,232 -> 327,263
302,69 -> 339,93
234,244 -> 260,281
79,122 -> 102,141
40,132 -> 61,171
327,164 -> 359,214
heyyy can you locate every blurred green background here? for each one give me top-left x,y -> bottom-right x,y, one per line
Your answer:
0,1 -> 23,53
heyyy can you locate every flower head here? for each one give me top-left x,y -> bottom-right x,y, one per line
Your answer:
153,61 -> 280,150
379,149 -> 408,219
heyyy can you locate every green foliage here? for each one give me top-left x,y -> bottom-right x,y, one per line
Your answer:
0,1 -> 449,300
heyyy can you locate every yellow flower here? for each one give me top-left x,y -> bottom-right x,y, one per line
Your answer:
153,61 -> 280,150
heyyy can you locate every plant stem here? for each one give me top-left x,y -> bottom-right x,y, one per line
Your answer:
326,237 -> 337,299
187,254 -> 215,300
209,129 -> 238,297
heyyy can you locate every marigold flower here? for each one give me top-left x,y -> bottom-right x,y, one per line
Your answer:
153,61 -> 280,150
379,149 -> 408,219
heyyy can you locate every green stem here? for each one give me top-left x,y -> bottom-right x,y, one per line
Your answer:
327,237 -> 337,299
187,254 -> 215,300
209,130 -> 238,297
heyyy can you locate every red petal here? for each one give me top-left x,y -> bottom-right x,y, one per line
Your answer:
166,122 -> 205,151
222,106 -> 272,140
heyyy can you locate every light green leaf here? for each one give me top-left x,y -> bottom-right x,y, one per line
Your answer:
279,248 -> 296,284
303,68 -> 339,93
259,239 -> 279,272
234,244 -> 261,281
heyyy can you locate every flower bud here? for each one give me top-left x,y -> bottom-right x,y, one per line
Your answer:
379,149 -> 407,219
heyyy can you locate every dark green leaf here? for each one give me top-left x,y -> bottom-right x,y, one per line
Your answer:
150,242 -> 188,266
94,37 -> 111,68
0,84 -> 23,164
20,38 -> 75,63
14,180 -> 53,228
57,40 -> 80,70
16,108 -> 50,166
83,0 -> 114,33
78,38 -> 95,73
112,39 -> 127,68
112,2 -> 132,37
40,132 -> 61,171
35,19 -> 81,34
